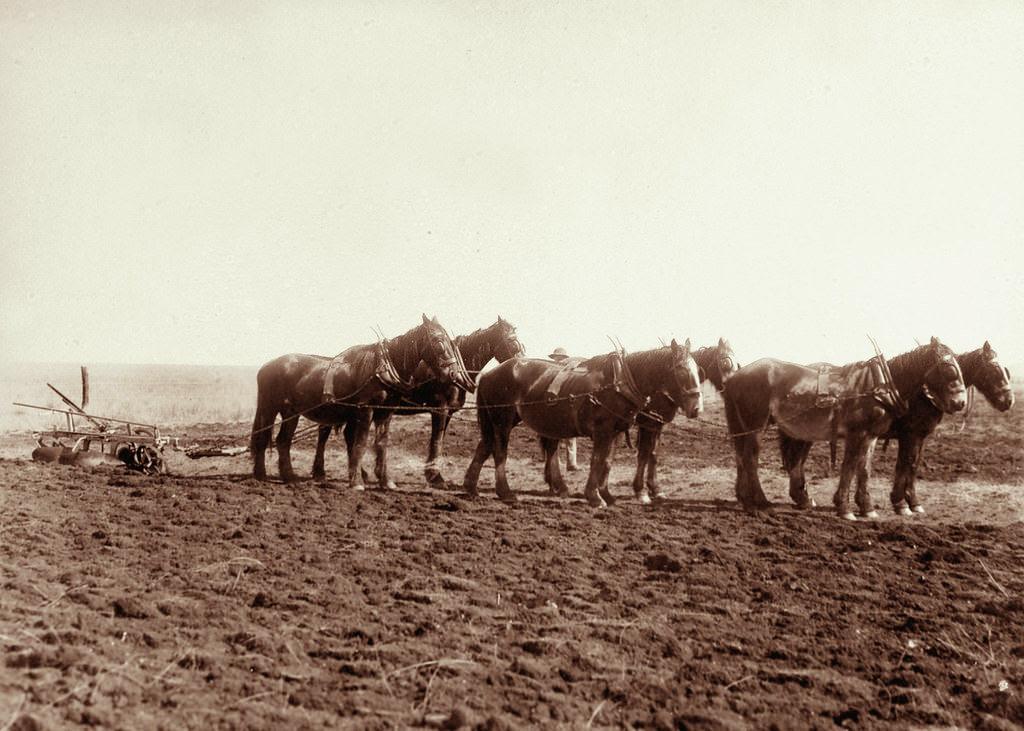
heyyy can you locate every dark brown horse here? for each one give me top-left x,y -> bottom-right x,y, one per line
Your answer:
724,337 -> 968,519
883,341 -> 1014,514
463,339 -> 703,507
251,315 -> 473,487
324,317 -> 524,489
631,338 -> 738,503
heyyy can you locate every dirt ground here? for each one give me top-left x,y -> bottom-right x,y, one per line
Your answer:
1,391 -> 1022,730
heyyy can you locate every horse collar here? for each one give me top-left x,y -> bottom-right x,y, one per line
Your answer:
868,356 -> 908,417
322,353 -> 347,402
611,350 -> 645,409
375,340 -> 414,394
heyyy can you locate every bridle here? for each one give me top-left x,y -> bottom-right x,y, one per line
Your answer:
658,347 -> 702,408
920,352 -> 966,412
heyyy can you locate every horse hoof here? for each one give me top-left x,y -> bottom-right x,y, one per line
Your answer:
862,510 -> 879,520
425,471 -> 446,488
897,506 -> 913,517
840,512 -> 857,521
352,484 -> 366,492
586,495 -> 606,508
911,505 -> 925,514
637,493 -> 652,505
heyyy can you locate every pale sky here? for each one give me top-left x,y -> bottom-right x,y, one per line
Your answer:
2,2 -> 1022,369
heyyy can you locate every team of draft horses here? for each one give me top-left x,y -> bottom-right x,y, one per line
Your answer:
250,314 -> 1014,520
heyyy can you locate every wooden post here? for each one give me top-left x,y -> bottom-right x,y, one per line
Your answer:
81,366 -> 90,410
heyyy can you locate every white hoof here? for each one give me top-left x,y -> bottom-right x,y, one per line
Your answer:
898,506 -> 913,517
840,512 -> 857,521
385,480 -> 398,490
863,510 -> 879,520
911,505 -> 925,514
638,493 -> 652,505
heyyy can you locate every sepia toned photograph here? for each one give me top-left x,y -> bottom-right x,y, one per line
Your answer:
1,3 -> 1021,728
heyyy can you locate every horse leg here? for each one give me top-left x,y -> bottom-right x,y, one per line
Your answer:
854,438 -> 878,518
372,413 -> 395,487
312,425 -> 331,480
723,395 -> 772,514
732,432 -> 771,514
274,414 -> 300,483
585,434 -> 615,508
423,410 -> 450,488
779,434 -> 815,509
250,406 -> 275,481
489,408 -> 518,503
833,436 -> 870,520
460,401 -> 516,497
632,425 -> 657,504
539,436 -> 568,497
462,407 -> 494,498
346,409 -> 374,490
341,421 -> 373,483
890,434 -> 924,515
565,437 -> 579,471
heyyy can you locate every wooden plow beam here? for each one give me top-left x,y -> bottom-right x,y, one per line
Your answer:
12,401 -> 163,452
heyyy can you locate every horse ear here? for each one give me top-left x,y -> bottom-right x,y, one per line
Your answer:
422,313 -> 430,325
983,340 -> 992,353
930,336 -> 940,346
719,337 -> 727,348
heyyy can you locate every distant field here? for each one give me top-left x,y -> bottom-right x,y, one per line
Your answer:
0,362 -> 258,433
2,358 -> 1021,452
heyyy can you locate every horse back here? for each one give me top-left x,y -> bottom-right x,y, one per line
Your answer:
256,348 -> 382,417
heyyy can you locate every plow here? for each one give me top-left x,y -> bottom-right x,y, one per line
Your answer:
14,368 -> 167,475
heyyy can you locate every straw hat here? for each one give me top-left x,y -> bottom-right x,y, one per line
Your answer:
549,347 -> 569,360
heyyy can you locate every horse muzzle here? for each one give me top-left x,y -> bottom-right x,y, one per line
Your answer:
682,392 -> 703,419
923,383 -> 967,413
945,387 -> 968,413
993,386 -> 1015,412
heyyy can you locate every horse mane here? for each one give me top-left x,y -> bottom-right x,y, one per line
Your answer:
622,346 -> 667,367
885,340 -> 948,396
455,321 -> 499,353
454,319 -> 517,372
692,346 -> 717,385
955,347 -> 987,388
384,321 -> 434,376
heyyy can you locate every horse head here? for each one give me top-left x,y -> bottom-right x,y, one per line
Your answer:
705,337 -> 739,391
666,338 -> 703,419
419,314 -> 477,393
920,336 -> 968,414
494,316 -> 526,362
970,341 -> 1015,412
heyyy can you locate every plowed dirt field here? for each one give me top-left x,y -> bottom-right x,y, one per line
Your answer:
1,390 -> 1021,730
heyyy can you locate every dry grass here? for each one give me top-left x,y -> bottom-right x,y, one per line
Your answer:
0,362 -> 257,432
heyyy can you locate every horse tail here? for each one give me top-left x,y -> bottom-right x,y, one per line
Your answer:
473,385 -> 496,447
250,368 -> 277,455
